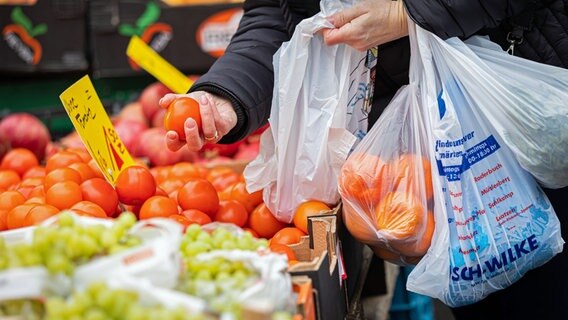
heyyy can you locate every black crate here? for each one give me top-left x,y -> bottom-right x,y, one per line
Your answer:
0,0 -> 88,75
89,0 -> 243,78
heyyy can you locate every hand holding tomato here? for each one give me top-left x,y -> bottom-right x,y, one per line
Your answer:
159,91 -> 237,152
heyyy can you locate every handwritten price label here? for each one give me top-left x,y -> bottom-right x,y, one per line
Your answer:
59,75 -> 135,185
126,36 -> 193,94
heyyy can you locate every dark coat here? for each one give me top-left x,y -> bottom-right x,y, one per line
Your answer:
189,0 -> 568,142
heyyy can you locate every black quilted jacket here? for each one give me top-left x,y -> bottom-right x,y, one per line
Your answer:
189,0 -> 568,143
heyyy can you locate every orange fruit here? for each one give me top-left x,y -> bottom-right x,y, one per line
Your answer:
25,196 -> 45,204
249,203 -> 287,239
339,153 -> 387,209
168,162 -> 200,182
168,214 -> 192,231
210,172 -> 240,192
392,154 -> 433,201
1,148 -> 39,177
24,204 -> 59,226
45,181 -> 83,210
271,227 -> 306,246
181,209 -> 212,226
0,210 -> 6,231
22,166 -> 46,179
71,201 -> 107,218
374,191 -> 434,256
269,243 -> 297,261
28,185 -> 45,198
68,162 -> 97,182
159,179 -> 185,194
177,179 -> 219,218
215,200 -> 248,227
150,167 -> 170,185
139,196 -> 179,220
87,159 -> 105,179
45,151 -> 83,172
0,190 -> 26,212
0,170 -> 21,190
164,97 -> 202,140
6,204 -> 37,229
292,200 -> 331,234
44,168 -> 82,190
67,148 -> 92,163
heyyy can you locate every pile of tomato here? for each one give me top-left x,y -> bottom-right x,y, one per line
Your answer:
0,146 -> 333,266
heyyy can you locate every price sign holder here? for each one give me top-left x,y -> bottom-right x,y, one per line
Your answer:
126,35 -> 193,94
59,75 -> 135,185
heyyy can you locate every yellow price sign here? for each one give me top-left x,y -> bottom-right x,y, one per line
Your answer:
59,75 -> 135,185
127,36 -> 193,94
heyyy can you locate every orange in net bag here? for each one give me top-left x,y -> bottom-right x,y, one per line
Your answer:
338,85 -> 435,264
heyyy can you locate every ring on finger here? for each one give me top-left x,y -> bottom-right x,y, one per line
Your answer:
204,130 -> 219,142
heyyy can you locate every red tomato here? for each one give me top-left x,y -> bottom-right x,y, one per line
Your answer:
215,200 -> 248,227
177,179 -> 219,217
139,196 -> 179,220
164,97 -> 202,141
181,209 -> 212,226
229,182 -> 263,213
80,178 -> 119,217
115,166 -> 156,206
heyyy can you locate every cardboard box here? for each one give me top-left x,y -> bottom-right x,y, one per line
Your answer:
89,0 -> 244,78
292,276 -> 316,320
287,210 -> 350,320
0,0 -> 88,75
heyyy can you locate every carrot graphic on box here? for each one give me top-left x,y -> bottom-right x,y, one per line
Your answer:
118,1 -> 173,70
2,7 -> 47,65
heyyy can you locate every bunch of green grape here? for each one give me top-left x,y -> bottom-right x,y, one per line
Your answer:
178,256 -> 258,314
45,282 -> 207,320
180,224 -> 268,260
0,211 -> 141,275
178,225 -> 268,314
0,299 -> 43,319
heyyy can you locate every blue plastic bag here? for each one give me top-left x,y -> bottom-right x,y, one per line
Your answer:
406,25 -> 564,307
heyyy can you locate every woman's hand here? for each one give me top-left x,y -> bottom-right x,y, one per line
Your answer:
322,0 -> 408,51
159,91 -> 237,152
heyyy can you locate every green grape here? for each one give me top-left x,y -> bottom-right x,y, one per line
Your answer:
46,253 -> 73,275
0,212 -> 142,277
83,308 -> 108,320
117,211 -> 137,228
195,231 -> 212,244
195,269 -> 213,281
47,283 -> 210,320
185,224 -> 202,240
57,212 -> 75,227
272,311 -> 294,320
0,299 -> 44,319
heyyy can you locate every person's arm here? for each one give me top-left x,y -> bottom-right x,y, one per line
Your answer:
188,0 -> 291,144
403,0 -> 534,39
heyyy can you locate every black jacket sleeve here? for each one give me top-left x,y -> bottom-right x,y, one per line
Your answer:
404,0 -> 534,39
188,0 -> 291,143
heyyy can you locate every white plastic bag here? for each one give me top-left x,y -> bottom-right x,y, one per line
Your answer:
435,36 -> 568,188
406,25 -> 564,307
73,218 -> 183,290
338,84 -> 434,265
244,0 -> 372,223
